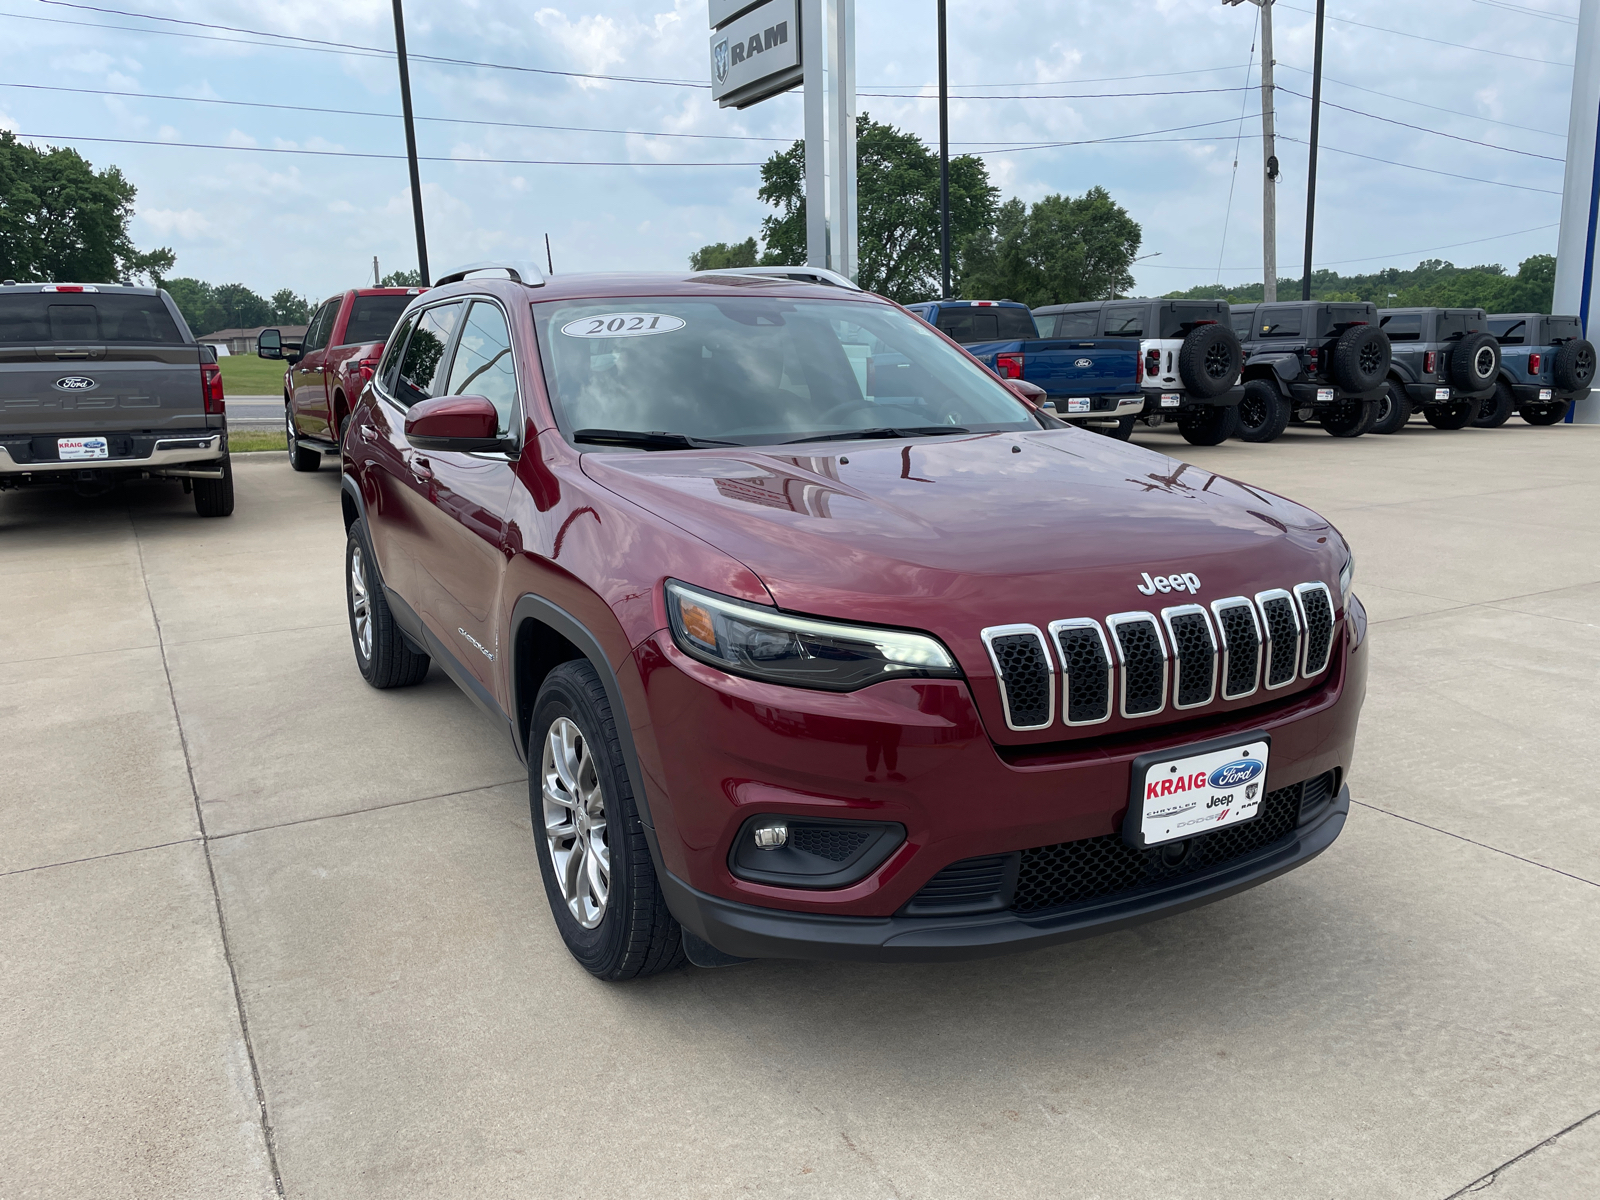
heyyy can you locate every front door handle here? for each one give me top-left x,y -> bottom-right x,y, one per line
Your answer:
411,456 -> 434,481
359,424 -> 378,442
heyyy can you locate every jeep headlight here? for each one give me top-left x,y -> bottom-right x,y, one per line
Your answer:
666,580 -> 960,692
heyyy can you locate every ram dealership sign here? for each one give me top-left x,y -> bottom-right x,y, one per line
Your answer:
709,0 -> 801,109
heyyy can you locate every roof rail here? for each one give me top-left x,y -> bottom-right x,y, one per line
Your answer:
433,261 -> 546,288
697,265 -> 862,292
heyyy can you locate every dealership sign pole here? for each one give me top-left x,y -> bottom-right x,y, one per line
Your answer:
710,0 -> 857,280
1554,0 -> 1600,423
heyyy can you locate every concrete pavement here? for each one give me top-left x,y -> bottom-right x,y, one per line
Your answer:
2,422 -> 1597,1198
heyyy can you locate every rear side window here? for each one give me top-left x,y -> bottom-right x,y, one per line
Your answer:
1230,310 -> 1256,337
0,293 -> 184,343
341,295 -> 411,346
394,302 -> 463,407
1032,313 -> 1057,338
1380,314 -> 1422,342
1057,311 -> 1100,338
1545,316 -> 1580,342
1488,317 -> 1526,344
1159,304 -> 1224,339
1103,307 -> 1144,337
936,307 -> 1037,342
445,301 -> 518,438
1258,308 -> 1302,337
1437,313 -> 1470,340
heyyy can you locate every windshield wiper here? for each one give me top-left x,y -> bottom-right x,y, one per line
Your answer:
573,428 -> 742,450
783,425 -> 971,444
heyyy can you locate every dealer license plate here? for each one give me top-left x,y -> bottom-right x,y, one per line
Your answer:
1539,388 -> 1553,400
1316,388 -> 1334,402
1435,387 -> 1451,400
1126,736 -> 1270,848
1066,396 -> 1091,414
58,436 -> 109,461
1160,393 -> 1180,408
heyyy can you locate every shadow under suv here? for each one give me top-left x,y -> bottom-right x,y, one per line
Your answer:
340,264 -> 1368,979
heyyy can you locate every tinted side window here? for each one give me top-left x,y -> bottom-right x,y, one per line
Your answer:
341,295 -> 412,346
1160,305 -> 1225,339
1380,314 -> 1422,342
1103,307 -> 1144,337
303,301 -> 337,352
1259,308 -> 1302,337
1056,312 -> 1099,338
1032,313 -> 1057,338
394,302 -> 463,407
1488,318 -> 1526,344
1437,313 -> 1469,340
446,301 -> 518,438
378,312 -> 417,394
1546,317 -> 1581,341
1230,310 -> 1256,338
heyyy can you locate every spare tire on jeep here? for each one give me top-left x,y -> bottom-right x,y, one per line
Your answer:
1552,337 -> 1596,393
1449,330 -> 1500,393
1330,324 -> 1391,394
1177,322 -> 1242,399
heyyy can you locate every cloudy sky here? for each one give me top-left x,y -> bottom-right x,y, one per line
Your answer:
0,0 -> 1577,302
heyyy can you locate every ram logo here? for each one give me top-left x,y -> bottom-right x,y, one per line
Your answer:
712,38 -> 730,84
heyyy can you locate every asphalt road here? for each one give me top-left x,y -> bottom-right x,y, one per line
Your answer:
226,397 -> 285,430
3,423 -> 1597,1198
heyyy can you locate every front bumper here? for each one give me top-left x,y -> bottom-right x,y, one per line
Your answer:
1139,384 -> 1245,415
665,785 -> 1349,962
0,430 -> 226,476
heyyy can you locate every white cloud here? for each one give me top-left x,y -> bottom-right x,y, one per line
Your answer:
141,208 -> 213,238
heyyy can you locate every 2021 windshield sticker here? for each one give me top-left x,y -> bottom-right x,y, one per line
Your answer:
560,313 -> 686,339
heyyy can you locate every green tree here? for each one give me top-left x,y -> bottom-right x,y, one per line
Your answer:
270,288 -> 311,324
381,269 -> 422,287
755,115 -> 998,302
0,131 -> 174,284
210,283 -> 272,330
1164,254 -> 1558,312
958,187 -> 1142,306
162,278 -> 220,334
689,238 -> 759,271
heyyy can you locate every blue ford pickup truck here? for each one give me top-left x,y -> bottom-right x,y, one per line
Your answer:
904,299 -> 1150,441
1482,313 -> 1595,427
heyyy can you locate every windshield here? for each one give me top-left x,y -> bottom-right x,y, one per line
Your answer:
532,294 -> 1039,447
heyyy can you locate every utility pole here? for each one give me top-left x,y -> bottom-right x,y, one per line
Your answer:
1223,0 -> 1277,302
937,0 -> 951,299
373,256 -> 380,286
391,0 -> 430,286
1301,0 -> 1326,301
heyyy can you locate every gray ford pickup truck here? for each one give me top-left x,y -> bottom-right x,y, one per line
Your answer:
0,282 -> 233,516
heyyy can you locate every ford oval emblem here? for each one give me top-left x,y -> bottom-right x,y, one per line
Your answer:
1209,759 -> 1264,789
1074,357 -> 1093,368
54,376 -> 97,391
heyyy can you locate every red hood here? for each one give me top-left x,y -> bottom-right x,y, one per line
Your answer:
581,428 -> 1345,743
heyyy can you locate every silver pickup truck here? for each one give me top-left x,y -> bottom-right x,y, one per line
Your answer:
0,282 -> 233,516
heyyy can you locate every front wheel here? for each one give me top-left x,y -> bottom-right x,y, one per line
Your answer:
193,453 -> 235,517
1370,382 -> 1411,435
1176,404 -> 1240,446
531,660 -> 684,981
1473,381 -> 1516,428
1235,379 -> 1291,443
1423,402 -> 1474,430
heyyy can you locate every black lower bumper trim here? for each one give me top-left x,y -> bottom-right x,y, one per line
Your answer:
663,786 -> 1350,963
1510,383 -> 1584,404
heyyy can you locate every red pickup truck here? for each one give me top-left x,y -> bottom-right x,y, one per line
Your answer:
258,287 -> 422,470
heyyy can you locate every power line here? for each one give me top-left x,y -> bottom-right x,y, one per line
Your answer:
1138,221 -> 1561,271
860,64 -> 1251,89
1276,133 -> 1562,194
1275,64 -> 1566,138
859,86 -> 1252,101
976,115 -> 1264,155
1275,86 -> 1565,162
1470,0 -> 1577,24
1275,2 -> 1572,67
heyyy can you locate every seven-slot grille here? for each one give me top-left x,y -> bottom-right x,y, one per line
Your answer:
980,581 -> 1336,730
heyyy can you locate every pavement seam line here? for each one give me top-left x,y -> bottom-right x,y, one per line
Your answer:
1442,1105 -> 1600,1198
0,836 -> 204,879
208,777 -> 528,841
1350,800 -> 1600,889
134,520 -> 287,1199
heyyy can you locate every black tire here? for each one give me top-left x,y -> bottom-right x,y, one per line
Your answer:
1319,398 -> 1377,438
1449,331 -> 1500,393
1331,325 -> 1391,393
1095,415 -> 1136,441
1235,379 -> 1291,443
1520,403 -> 1568,426
287,403 -> 320,472
1370,381 -> 1412,435
346,519 -> 430,688
1177,323 -> 1242,399
530,660 -> 685,981
193,453 -> 235,517
1176,403 -> 1240,446
1472,380 -> 1516,428
1551,338 -> 1596,393
1423,402 -> 1473,430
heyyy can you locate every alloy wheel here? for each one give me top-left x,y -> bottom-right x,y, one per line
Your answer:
284,406 -> 295,464
349,544 -> 372,662
1359,342 -> 1382,374
1204,341 -> 1232,379
542,716 -> 611,929
1474,345 -> 1496,380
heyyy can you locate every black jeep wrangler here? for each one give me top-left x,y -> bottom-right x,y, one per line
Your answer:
1230,301 -> 1392,441
1372,308 -> 1501,434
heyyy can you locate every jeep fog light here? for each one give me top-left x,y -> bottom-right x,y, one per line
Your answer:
729,816 -> 906,889
753,821 -> 788,850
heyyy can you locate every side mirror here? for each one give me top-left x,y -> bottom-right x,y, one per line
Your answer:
1004,377 -> 1047,408
405,395 -> 505,452
257,328 -> 282,359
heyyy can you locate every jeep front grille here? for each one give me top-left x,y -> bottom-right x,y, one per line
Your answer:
982,582 -> 1333,730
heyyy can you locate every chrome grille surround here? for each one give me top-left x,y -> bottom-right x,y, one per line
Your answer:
1293,582 -> 1336,678
1047,618 -> 1113,726
1160,604 -> 1218,710
1254,588 -> 1302,690
980,624 -> 1055,731
1105,611 -> 1168,719
1210,596 -> 1263,701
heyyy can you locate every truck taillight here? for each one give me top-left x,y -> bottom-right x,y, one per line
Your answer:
1144,348 -> 1160,378
1529,352 -> 1541,373
1307,347 -> 1320,372
201,362 -> 225,414
1136,353 -> 1144,384
1424,351 -> 1436,374
996,352 -> 1024,379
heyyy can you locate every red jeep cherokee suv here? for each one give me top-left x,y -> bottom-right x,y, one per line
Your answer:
340,263 -> 1366,980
